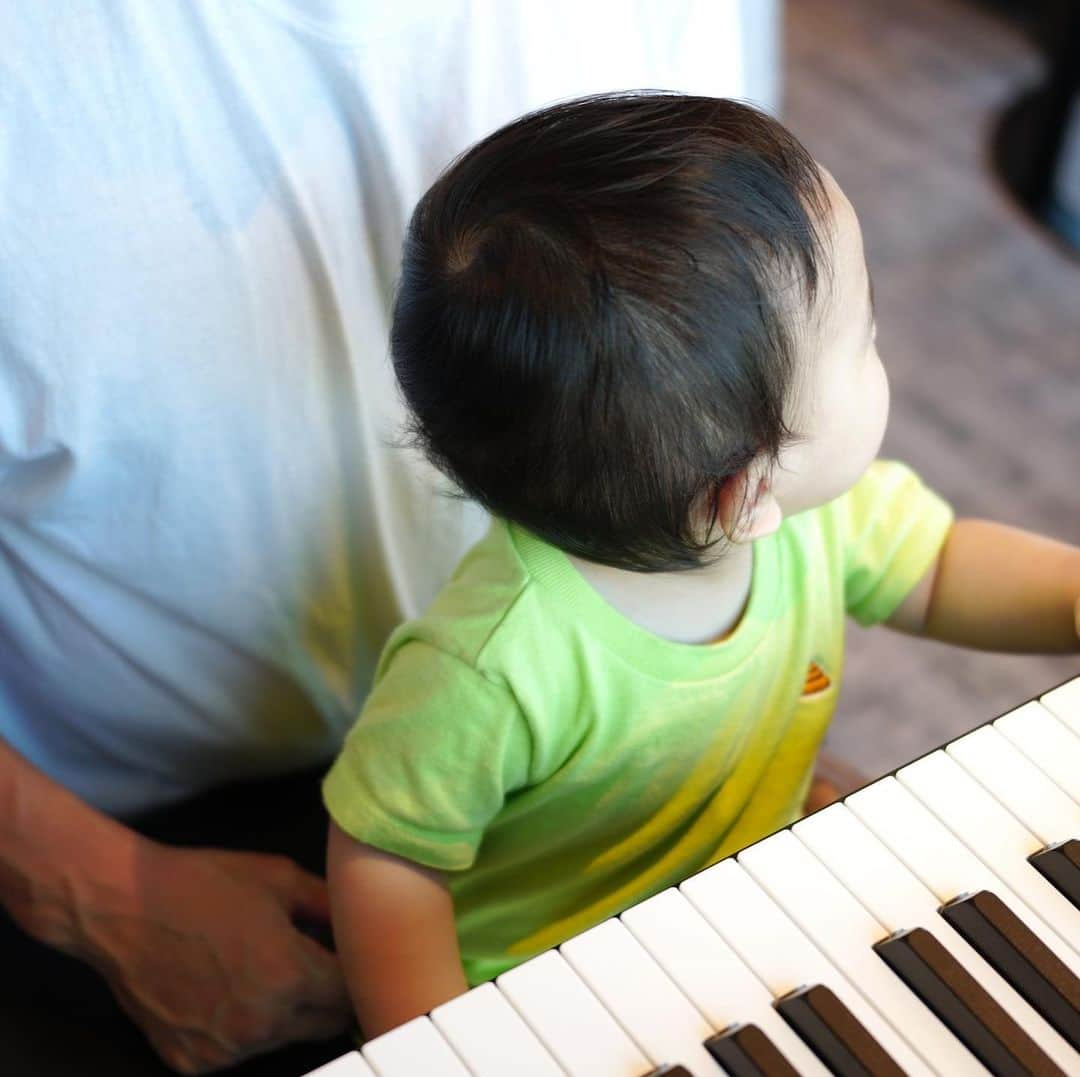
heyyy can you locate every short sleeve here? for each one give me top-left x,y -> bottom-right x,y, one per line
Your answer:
322,641 -> 532,871
834,459 -> 955,627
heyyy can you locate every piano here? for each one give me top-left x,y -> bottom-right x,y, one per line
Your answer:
302,674 -> 1080,1077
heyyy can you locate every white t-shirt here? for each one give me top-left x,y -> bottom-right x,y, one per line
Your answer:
0,0 -> 778,817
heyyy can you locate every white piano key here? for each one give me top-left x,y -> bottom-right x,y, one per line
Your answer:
302,1051 -> 377,1077
1041,675 -> 1080,738
497,949 -> 651,1077
680,857 -> 931,1076
851,770 -> 1080,969
361,1015 -> 470,1077
559,916 -> 721,1077
430,982 -> 564,1076
994,701 -> 1080,804
795,803 -> 1080,1073
620,887 -> 830,1077
737,829 -> 973,1076
947,725 -> 1080,847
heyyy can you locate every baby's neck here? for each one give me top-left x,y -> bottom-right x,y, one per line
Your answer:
564,542 -> 755,646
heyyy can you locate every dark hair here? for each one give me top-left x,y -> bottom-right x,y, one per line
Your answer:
391,91 -> 832,572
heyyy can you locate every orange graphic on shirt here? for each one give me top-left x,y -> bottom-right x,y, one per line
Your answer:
802,661 -> 831,696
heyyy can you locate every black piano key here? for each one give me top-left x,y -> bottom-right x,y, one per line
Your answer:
1028,839 -> 1080,909
874,926 -> 1065,1076
940,889 -> 1080,1050
774,983 -> 905,1077
643,1067 -> 694,1076
704,1022 -> 800,1077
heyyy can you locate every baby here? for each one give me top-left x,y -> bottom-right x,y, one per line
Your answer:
322,91 -> 1080,1039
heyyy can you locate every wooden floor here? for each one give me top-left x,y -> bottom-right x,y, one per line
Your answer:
783,0 -> 1080,778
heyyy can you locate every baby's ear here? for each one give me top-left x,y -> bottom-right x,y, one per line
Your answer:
715,468 -> 783,544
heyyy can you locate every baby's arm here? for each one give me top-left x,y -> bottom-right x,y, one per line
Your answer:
885,519 -> 1080,652
326,818 -> 468,1040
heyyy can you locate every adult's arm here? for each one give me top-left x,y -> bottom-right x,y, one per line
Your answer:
0,737 -> 352,1074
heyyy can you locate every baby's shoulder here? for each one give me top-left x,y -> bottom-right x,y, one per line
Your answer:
401,518 -> 535,663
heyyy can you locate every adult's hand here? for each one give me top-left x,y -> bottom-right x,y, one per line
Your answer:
0,739 -> 353,1074
81,842 -> 354,1074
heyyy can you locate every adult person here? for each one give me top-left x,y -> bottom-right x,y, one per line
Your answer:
0,1 -> 778,1072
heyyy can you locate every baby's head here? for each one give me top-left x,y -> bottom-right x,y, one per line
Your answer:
392,92 -> 888,572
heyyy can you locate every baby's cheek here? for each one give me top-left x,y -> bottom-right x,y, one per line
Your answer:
874,360 -> 891,443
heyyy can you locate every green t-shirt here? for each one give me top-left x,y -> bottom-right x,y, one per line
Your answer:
323,458 -> 953,985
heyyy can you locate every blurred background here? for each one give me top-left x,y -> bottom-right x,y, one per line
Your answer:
782,0 -> 1080,778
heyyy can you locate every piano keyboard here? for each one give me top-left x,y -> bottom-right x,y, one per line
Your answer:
304,675 -> 1080,1077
